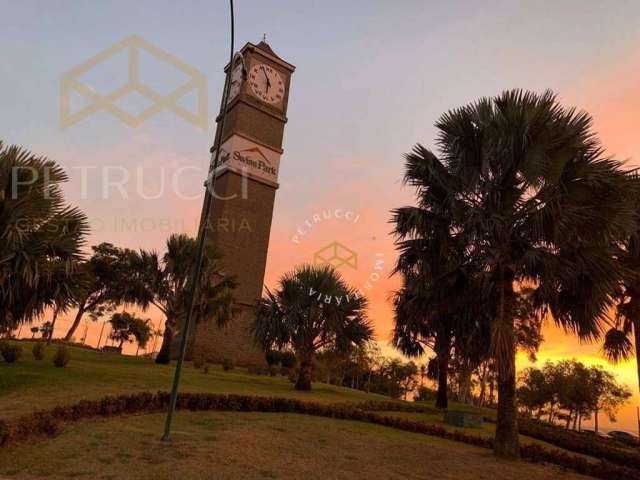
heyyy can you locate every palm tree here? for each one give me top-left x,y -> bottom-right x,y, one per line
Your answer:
393,271 -> 461,409
400,90 -> 637,458
603,225 -> 640,396
135,234 -> 237,364
254,264 -> 373,391
0,141 -> 89,329
392,145 -> 484,409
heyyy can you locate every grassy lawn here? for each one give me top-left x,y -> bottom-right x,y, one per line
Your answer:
0,411 -> 591,480
0,341 -> 606,478
0,342 -> 385,419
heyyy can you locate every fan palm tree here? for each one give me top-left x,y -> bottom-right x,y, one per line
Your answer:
254,264 -> 373,391
400,90 -> 637,458
603,225 -> 640,396
392,150 -> 489,408
0,141 -> 89,328
135,233 -> 237,364
392,269 -> 469,409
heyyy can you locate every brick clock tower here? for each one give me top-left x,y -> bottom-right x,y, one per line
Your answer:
191,40 -> 295,365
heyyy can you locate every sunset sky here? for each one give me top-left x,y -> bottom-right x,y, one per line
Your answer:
2,0 -> 640,431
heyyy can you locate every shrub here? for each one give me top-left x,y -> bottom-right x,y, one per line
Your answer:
352,400 -> 438,414
280,351 -> 296,368
268,365 -> 279,376
52,346 -> 70,367
265,350 -> 282,366
32,342 -> 45,360
0,420 -> 9,446
414,386 -> 436,402
221,358 -> 235,371
0,343 -> 22,364
192,353 -> 205,369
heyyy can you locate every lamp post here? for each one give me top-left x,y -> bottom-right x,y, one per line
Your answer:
161,0 -> 237,441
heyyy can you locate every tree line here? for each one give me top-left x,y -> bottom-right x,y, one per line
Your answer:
0,140 -> 237,362
518,360 -> 631,433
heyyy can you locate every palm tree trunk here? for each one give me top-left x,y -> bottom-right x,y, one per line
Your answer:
478,363 -> 488,406
435,330 -> 450,409
495,362 -> 519,457
634,318 -> 640,397
97,321 -> 106,349
493,269 -> 520,459
489,377 -> 495,405
155,325 -> 173,364
458,364 -> 473,404
595,408 -> 599,433
578,412 -> 582,432
64,301 -> 87,341
295,351 -> 313,391
47,306 -> 61,345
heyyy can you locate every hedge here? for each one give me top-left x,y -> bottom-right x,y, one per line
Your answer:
517,418 -> 640,470
482,415 -> 640,471
0,392 -> 637,480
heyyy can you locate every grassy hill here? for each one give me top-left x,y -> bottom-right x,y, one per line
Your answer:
0,411 -> 590,480
0,342 -> 383,419
0,342 -> 597,479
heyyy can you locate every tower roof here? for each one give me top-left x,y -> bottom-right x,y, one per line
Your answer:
238,39 -> 295,72
255,40 -> 277,58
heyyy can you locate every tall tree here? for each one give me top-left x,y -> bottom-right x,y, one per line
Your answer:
392,152 -> 476,408
63,243 -> 150,341
135,234 -> 237,364
0,141 -> 89,329
396,91 -> 637,458
254,264 -> 373,391
392,269 -> 477,408
108,311 -> 152,351
518,361 -> 631,432
588,365 -> 632,433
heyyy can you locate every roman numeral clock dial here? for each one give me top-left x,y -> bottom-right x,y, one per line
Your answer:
249,63 -> 284,105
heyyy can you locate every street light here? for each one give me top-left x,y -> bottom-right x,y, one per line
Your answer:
161,0 -> 236,441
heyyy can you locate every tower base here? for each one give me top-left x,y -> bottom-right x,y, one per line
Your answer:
191,305 -> 265,366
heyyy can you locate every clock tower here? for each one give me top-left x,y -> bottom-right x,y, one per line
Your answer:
191,40 -> 295,365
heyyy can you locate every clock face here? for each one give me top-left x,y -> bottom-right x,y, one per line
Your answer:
248,63 -> 284,105
228,62 -> 244,101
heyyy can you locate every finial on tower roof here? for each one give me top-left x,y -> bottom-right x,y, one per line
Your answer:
263,33 -> 267,42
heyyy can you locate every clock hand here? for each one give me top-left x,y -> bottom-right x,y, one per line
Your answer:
260,66 -> 271,91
